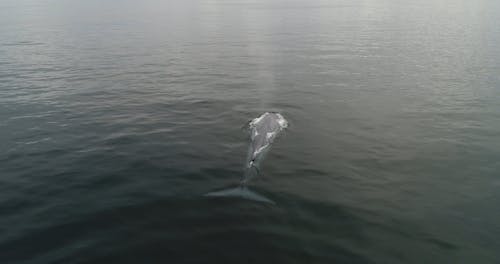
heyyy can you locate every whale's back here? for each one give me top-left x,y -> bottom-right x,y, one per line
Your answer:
249,112 -> 287,161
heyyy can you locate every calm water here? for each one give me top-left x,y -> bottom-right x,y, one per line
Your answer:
1,0 -> 500,263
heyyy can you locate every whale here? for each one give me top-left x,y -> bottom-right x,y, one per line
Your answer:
206,112 -> 288,203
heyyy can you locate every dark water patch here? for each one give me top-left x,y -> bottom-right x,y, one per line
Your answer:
0,195 -> 377,264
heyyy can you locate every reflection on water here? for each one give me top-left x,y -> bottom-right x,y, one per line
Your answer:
1,0 -> 500,263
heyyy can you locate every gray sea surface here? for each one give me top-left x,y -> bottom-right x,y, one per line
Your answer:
1,0 -> 500,263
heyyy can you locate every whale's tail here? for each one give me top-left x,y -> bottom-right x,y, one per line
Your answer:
205,186 -> 275,204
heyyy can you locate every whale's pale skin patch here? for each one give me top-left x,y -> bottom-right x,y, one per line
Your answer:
248,112 -> 288,163
206,112 -> 288,203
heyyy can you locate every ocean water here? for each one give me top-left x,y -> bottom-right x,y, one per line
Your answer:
1,0 -> 500,263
